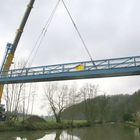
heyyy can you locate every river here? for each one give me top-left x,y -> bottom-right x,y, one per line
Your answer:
0,124 -> 139,140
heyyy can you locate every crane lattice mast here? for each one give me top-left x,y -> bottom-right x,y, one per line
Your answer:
0,0 -> 35,102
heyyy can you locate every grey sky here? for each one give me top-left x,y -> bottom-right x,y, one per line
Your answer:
0,0 -> 140,115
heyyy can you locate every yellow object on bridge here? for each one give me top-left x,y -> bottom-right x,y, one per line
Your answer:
75,64 -> 85,71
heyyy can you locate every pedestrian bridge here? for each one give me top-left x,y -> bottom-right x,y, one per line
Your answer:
0,56 -> 140,84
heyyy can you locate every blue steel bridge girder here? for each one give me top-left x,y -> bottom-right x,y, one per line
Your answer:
0,56 -> 140,84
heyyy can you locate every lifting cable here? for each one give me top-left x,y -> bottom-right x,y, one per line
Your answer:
25,0 -> 61,67
22,0 -> 96,70
17,0 -> 60,76
61,0 -> 97,68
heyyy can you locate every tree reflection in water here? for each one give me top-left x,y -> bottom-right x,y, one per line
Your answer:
1,125 -> 140,140
37,130 -> 80,140
134,128 -> 140,136
55,130 -> 62,140
16,138 -> 27,140
15,130 -> 80,140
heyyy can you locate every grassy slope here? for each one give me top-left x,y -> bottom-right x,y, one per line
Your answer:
0,120 -> 89,132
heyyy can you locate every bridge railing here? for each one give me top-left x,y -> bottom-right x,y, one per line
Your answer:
0,56 -> 140,78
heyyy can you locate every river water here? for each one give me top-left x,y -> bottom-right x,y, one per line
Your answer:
0,124 -> 140,140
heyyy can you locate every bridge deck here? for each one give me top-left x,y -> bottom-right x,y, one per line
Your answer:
0,56 -> 140,84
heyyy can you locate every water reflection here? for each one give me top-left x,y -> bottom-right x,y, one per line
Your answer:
0,124 -> 140,140
0,131 -> 46,140
38,130 -> 80,140
16,138 -> 27,140
13,130 -> 79,140
54,130 -> 61,140
134,128 -> 140,136
68,124 -> 140,140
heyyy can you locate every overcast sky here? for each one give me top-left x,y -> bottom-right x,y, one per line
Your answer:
0,0 -> 140,115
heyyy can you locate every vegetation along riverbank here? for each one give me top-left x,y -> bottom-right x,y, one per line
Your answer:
0,116 -> 89,132
0,85 -> 140,132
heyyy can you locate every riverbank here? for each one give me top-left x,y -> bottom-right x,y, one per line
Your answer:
1,116 -> 139,132
125,121 -> 140,128
0,119 -> 90,132
0,123 -> 139,140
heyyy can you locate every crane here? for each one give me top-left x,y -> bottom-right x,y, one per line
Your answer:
0,0 -> 35,119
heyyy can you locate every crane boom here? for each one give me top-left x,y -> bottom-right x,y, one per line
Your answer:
0,0 -> 35,102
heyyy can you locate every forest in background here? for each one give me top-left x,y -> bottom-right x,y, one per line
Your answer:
62,90 -> 140,124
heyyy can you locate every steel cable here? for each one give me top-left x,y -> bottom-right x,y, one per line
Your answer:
61,0 -> 96,68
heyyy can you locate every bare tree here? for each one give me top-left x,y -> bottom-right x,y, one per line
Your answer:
30,92 -> 36,115
3,59 -> 37,121
67,83 -> 80,122
4,83 -> 24,121
80,83 -> 98,123
44,83 -> 70,123
26,83 -> 36,116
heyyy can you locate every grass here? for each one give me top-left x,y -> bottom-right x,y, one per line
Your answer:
0,119 -> 90,132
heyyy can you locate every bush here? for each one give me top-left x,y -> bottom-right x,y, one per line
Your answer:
22,115 -> 47,130
123,113 -> 134,122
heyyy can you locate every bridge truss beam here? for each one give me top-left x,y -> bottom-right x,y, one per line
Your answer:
0,56 -> 140,84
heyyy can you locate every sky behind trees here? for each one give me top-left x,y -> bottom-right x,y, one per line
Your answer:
0,0 -> 140,115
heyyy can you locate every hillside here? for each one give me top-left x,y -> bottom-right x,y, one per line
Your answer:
62,90 -> 140,123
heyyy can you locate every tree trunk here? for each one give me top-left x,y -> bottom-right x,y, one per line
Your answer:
55,114 -> 61,123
